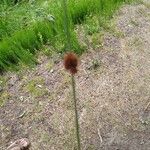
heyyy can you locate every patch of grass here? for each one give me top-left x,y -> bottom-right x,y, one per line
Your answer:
0,76 -> 7,87
130,19 -> 139,26
0,91 -> 10,106
137,6 -> 147,16
84,16 -> 100,35
90,33 -> 104,49
45,61 -> 54,71
0,0 -> 136,71
129,37 -> 143,47
24,77 -> 48,98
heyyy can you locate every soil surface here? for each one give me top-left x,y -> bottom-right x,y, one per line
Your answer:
0,1 -> 150,150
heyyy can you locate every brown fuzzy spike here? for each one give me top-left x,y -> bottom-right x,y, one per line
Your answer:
64,53 -> 78,74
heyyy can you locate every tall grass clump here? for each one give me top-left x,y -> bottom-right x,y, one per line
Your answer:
0,19 -> 57,71
0,0 -> 24,6
0,0 -> 135,72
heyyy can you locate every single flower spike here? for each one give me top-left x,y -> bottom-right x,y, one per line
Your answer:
64,52 -> 78,74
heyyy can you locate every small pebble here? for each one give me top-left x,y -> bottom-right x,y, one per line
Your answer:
50,69 -> 54,73
37,85 -> 42,88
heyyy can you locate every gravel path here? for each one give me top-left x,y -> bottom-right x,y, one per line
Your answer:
0,1 -> 150,150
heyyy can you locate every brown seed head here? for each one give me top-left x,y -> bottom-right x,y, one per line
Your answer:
64,53 -> 78,74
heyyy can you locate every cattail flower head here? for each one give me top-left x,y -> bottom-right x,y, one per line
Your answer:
64,52 -> 78,74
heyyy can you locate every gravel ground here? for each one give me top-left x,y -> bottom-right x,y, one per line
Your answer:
0,1 -> 150,150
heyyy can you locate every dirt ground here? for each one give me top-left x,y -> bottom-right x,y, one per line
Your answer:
0,1 -> 150,150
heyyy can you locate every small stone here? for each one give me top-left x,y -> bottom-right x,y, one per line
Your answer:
37,85 -> 42,88
58,95 -> 61,99
140,141 -> 144,145
17,111 -> 26,119
7,138 -> 30,150
19,96 -> 24,101
39,101 -> 43,106
50,69 -> 54,73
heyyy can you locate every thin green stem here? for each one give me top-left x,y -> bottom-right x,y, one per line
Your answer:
62,0 -> 72,50
71,75 -> 81,150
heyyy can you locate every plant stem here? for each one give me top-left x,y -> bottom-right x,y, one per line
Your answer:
71,74 -> 81,150
62,0 -> 72,50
